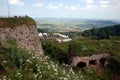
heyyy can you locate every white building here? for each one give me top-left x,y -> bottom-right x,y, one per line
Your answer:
53,33 -> 69,38
43,33 -> 48,37
39,33 -> 43,37
62,38 -> 72,42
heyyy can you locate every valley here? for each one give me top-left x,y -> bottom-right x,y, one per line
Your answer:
35,18 -> 117,32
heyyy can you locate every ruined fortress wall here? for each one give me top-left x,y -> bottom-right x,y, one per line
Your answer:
0,24 -> 44,56
70,53 -> 111,67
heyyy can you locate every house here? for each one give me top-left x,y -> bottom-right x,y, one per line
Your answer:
62,38 -> 72,42
39,33 -> 43,37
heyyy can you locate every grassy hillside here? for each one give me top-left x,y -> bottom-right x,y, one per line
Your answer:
0,37 -> 119,80
41,37 -> 120,80
0,16 -> 36,28
42,37 -> 120,61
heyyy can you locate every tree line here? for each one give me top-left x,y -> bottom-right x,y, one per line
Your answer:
81,24 -> 120,40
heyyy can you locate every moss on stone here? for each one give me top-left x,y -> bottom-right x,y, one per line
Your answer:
0,16 -> 36,28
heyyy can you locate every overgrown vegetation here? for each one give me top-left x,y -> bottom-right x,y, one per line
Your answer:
41,37 -> 120,80
0,16 -> 36,28
0,39 -> 116,80
82,24 -> 120,40
42,38 -> 120,61
0,40 -> 78,80
0,21 -> 119,79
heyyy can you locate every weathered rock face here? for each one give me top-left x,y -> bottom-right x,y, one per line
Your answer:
0,24 -> 44,56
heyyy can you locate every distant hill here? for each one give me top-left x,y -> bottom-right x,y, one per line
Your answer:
34,18 -> 117,32
82,24 -> 120,39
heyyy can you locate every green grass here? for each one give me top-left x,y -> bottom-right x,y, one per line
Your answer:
0,16 -> 36,28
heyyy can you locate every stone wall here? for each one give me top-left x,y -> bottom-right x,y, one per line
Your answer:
0,24 -> 44,56
70,53 -> 111,68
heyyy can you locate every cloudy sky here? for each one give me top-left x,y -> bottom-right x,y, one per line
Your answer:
0,0 -> 120,20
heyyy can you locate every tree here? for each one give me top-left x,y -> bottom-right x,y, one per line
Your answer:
91,28 -> 97,39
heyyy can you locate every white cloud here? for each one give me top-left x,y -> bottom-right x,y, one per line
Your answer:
86,0 -> 94,4
77,5 -> 81,7
58,3 -> 64,7
33,3 -> 44,7
83,4 -> 97,10
99,0 -> 109,8
65,6 -> 78,10
47,4 -> 58,9
8,0 -> 24,6
100,4 -> 109,8
99,0 -> 109,4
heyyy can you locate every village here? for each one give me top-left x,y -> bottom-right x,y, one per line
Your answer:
39,32 -> 72,43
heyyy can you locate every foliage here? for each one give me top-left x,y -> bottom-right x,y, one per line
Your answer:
41,39 -> 67,64
0,40 -> 80,80
0,38 -> 119,80
41,37 -> 120,79
82,24 -> 120,40
41,37 -> 120,62
107,58 -> 120,75
37,28 -> 45,33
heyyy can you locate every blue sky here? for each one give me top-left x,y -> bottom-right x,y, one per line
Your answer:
0,0 -> 120,20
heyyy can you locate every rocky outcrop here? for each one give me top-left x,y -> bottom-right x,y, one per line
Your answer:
0,17 -> 44,56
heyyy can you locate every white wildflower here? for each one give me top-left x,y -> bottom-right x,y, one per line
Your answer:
53,68 -> 57,72
2,60 -> 7,64
19,59 -> 22,62
62,70 -> 66,74
59,77 -> 63,80
34,74 -> 37,78
69,68 -> 75,75
45,56 -> 50,59
52,65 -> 55,69
44,62 -> 48,65
63,78 -> 68,80
3,76 -> 7,80
26,59 -> 32,64
67,74 -> 70,78
32,56 -> 35,59
47,65 -> 50,70
17,72 -> 21,76
80,75 -> 83,78
37,68 -> 40,72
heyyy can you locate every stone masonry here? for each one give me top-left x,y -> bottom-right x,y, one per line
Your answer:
0,24 -> 44,56
70,53 -> 111,68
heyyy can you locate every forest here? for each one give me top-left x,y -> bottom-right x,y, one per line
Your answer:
82,24 -> 120,40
